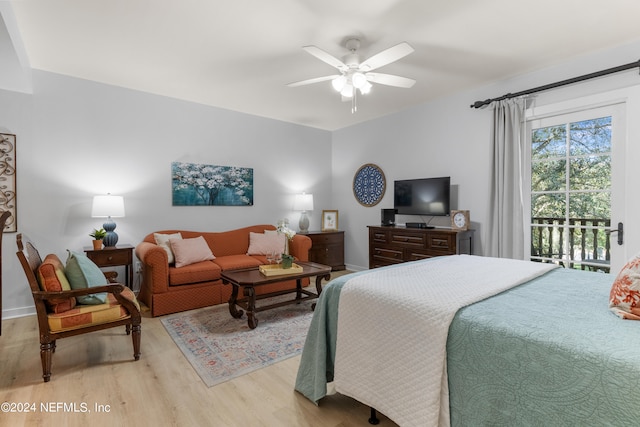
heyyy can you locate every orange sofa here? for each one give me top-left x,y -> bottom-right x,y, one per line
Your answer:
135,225 -> 312,316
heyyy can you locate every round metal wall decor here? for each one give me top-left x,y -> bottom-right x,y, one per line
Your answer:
352,163 -> 386,207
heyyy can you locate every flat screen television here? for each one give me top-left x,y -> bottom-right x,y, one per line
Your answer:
393,177 -> 451,216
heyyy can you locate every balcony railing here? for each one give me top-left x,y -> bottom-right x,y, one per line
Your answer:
531,217 -> 611,273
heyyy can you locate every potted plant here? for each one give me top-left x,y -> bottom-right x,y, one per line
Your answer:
89,228 -> 107,250
281,253 -> 294,269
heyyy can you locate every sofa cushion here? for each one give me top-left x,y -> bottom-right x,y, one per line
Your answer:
247,231 -> 286,255
37,254 -> 77,314
65,251 -> 108,305
213,254 -> 262,271
154,232 -> 182,264
169,260 -> 221,286
170,236 -> 215,268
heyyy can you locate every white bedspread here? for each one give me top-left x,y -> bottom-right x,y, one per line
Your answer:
334,255 -> 557,427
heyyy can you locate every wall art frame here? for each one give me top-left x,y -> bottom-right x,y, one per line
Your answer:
322,210 -> 339,231
171,161 -> 254,206
353,163 -> 386,207
0,133 -> 16,232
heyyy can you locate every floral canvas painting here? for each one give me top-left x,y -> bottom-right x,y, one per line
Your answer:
172,162 -> 253,206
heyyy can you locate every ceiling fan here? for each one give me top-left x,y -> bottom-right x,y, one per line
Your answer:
287,38 -> 416,112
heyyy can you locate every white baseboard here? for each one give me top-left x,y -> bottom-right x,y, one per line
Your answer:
2,306 -> 36,320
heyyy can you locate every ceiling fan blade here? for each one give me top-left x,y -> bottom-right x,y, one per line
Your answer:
286,75 -> 339,87
303,45 -> 347,70
360,42 -> 414,71
366,72 -> 416,88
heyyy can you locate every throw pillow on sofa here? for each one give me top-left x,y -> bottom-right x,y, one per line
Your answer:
247,231 -> 286,255
170,235 -> 215,268
154,232 -> 182,264
65,251 -> 108,305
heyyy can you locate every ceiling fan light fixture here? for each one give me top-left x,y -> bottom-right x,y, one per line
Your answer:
359,80 -> 372,95
332,75 -> 346,92
352,72 -> 367,89
341,84 -> 354,98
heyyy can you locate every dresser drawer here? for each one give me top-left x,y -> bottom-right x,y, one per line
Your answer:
426,233 -> 456,253
370,229 -> 389,244
371,246 -> 404,264
86,249 -> 132,266
306,231 -> 345,270
389,230 -> 427,248
406,249 -> 436,261
309,232 -> 343,245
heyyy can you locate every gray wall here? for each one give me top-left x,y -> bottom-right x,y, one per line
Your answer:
332,38 -> 640,271
4,38 -> 640,319
1,71 -> 332,317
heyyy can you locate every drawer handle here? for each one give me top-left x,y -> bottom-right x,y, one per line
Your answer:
108,256 -> 113,261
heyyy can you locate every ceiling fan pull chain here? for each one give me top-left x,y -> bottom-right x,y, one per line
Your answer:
352,91 -> 357,114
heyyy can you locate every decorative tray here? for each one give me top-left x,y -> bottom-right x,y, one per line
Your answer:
259,263 -> 303,276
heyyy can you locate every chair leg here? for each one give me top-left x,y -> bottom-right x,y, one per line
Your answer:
131,324 -> 141,361
126,324 -> 131,335
40,341 -> 54,382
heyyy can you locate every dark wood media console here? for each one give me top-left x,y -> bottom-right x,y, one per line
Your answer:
368,225 -> 474,269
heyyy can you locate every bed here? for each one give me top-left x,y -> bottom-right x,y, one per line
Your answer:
295,255 -> 640,427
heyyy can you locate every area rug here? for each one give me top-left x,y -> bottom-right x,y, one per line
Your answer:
161,299 -> 315,387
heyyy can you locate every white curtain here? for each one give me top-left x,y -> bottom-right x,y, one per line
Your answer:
486,98 -> 526,259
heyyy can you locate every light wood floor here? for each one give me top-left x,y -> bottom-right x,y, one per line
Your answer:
0,279 -> 398,427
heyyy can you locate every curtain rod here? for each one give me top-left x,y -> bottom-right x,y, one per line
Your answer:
470,59 -> 640,109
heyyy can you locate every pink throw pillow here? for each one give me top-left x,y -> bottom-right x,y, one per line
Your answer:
247,232 -> 286,255
609,254 -> 640,320
170,236 -> 215,268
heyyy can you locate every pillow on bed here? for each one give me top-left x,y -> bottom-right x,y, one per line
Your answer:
247,231 -> 286,255
609,254 -> 640,320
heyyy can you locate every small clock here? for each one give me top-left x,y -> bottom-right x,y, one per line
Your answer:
451,210 -> 470,231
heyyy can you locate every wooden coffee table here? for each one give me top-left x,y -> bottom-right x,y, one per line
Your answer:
221,261 -> 332,329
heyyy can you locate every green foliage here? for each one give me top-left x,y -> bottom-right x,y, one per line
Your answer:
530,116 -> 612,267
89,228 -> 107,240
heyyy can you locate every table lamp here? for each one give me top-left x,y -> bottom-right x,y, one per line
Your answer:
92,194 -> 125,247
293,192 -> 313,233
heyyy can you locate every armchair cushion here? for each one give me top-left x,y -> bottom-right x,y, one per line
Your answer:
65,251 -> 108,304
37,254 -> 77,313
47,287 -> 139,332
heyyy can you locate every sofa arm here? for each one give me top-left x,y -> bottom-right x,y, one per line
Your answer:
289,234 -> 312,262
135,241 -> 170,294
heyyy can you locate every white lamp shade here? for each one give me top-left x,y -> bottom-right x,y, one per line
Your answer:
92,195 -> 125,218
293,193 -> 314,212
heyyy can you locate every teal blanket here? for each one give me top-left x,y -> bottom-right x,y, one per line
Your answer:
295,267 -> 640,426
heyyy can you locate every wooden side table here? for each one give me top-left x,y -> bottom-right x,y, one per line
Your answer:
305,230 -> 345,271
84,244 -> 134,288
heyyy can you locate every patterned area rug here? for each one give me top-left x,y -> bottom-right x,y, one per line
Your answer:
161,298 -> 315,387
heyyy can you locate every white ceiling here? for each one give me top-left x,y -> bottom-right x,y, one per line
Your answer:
5,0 -> 640,130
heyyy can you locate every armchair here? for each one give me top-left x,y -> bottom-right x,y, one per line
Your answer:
16,234 -> 141,382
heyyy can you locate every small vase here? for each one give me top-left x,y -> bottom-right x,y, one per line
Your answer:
92,239 -> 103,250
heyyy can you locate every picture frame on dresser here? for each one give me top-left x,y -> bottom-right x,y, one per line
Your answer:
321,210 -> 338,231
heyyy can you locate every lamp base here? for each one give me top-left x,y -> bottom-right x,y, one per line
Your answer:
102,218 -> 119,247
298,211 -> 310,234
